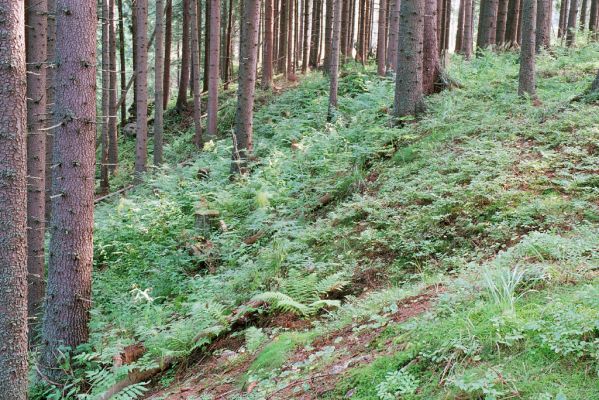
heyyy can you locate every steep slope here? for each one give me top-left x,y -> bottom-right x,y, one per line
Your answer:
32,45 -> 599,399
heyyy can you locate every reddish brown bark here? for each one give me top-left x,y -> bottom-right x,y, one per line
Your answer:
232,0 -> 261,175
190,0 -> 203,148
423,0 -> 440,94
26,0 -> 48,335
506,0 -> 521,44
387,0 -> 400,71
536,0 -> 551,51
264,0 -> 275,85
108,0 -> 118,174
0,1 -> 28,397
207,0 -> 220,136
100,0 -> 110,193
456,0 -> 465,52
134,0 -> 148,177
302,0 -> 311,72
462,0 -> 474,58
328,0 -> 342,120
279,0 -> 289,72
477,0 -> 499,50
287,0 -> 296,77
377,0 -> 388,76
324,0 -> 334,72
310,0 -> 321,67
496,0 -> 509,44
41,0 -> 96,381
155,0 -> 165,165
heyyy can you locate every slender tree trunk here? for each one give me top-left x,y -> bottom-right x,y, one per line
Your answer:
423,0 -> 440,94
26,0 -> 48,337
477,0 -> 499,50
566,0 -> 579,45
324,0 -> 334,72
442,0 -> 450,51
294,0 -> 300,71
394,0 -> 425,118
40,0 -> 96,381
0,1 -> 28,397
117,0 -> 127,124
456,0 -> 465,52
377,0 -> 388,75
264,0 -> 275,85
387,0 -> 400,70
163,0 -> 172,109
519,0 -> 537,96
208,0 -> 220,136
357,0 -> 366,62
350,0 -> 356,56
328,0 -> 342,120
340,0 -> 348,60
279,0 -> 289,72
496,0 -> 509,45
204,0 -> 210,91
155,0 -> 165,165
176,0 -> 190,110
506,0 -> 521,44
302,0 -> 311,72
45,0 -> 56,223
274,0 -> 280,66
108,0 -> 118,174
536,0 -> 551,51
287,0 -> 296,77
224,0 -> 234,88
100,0 -> 110,194
310,0 -> 321,67
130,4 -> 138,119
559,0 -> 569,37
191,0 -> 203,147
462,0 -> 473,58
517,0 -> 523,44
134,0 -> 148,177
581,0 -> 588,27
232,0 -> 261,175
590,0 -> 598,37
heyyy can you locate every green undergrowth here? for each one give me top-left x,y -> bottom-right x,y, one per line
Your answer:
33,44 -> 599,399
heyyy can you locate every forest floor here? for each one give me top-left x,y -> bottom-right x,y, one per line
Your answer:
33,44 -> 599,400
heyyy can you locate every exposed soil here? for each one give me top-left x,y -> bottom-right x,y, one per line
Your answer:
145,285 -> 444,400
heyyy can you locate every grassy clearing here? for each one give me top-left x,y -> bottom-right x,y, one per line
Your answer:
33,44 -> 599,399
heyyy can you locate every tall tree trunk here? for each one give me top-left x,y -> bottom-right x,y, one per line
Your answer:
232,0 -> 260,175
536,0 -> 551,51
294,0 -> 300,71
462,0 -> 473,58
442,0 -> 450,51
350,0 -> 356,56
302,0 -> 311,72
130,4 -> 138,119
117,0 -> 127,123
423,0 -> 440,94
208,0 -> 220,136
0,1 -> 28,397
581,0 -> 589,27
279,0 -> 289,72
590,0 -> 598,36
456,0 -> 465,52
328,0 -> 342,120
191,0 -> 203,147
40,0 -> 96,381
559,0 -> 570,37
204,0 -> 210,91
108,0 -> 118,174
324,0 -> 334,72
155,0 -> 165,165
357,0 -> 366,62
518,0 -> 537,96
134,0 -> 148,177
506,0 -> 521,44
264,0 -> 275,85
45,0 -> 56,224
176,0 -> 190,110
26,0 -> 48,337
287,0 -> 296,77
100,0 -> 110,194
377,0 -> 388,75
340,0 -> 348,60
387,0 -> 400,70
517,0 -> 523,44
310,0 -> 321,67
566,0 -> 579,45
477,0 -> 499,50
274,0 -> 280,67
224,0 -> 234,88
394,0 -> 425,118
163,0 -> 173,110
496,0 -> 509,45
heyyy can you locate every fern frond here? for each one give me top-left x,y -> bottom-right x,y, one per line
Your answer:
309,299 -> 341,314
253,291 -> 311,316
315,271 -> 350,295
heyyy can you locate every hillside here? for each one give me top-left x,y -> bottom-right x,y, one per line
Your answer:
34,44 -> 599,400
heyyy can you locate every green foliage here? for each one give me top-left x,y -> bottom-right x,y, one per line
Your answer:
376,369 -> 420,400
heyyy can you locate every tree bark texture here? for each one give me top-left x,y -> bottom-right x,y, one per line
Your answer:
377,0 -> 388,75
394,0 -> 424,118
163,0 -> 173,109
496,0 -> 509,44
117,0 -> 127,123
477,0 -> 499,50
208,0 -> 220,136
279,0 -> 289,71
232,0 -> 261,174
536,0 -> 551,51
462,0 -> 473,58
26,0 -> 48,336
0,0 -> 28,397
302,0 -> 312,72
566,0 -> 579,46
134,0 -> 148,177
176,0 -> 190,110
518,0 -> 537,96
100,0 -> 110,193
108,0 -> 118,174
423,0 -> 440,94
328,0 -> 342,119
190,0 -> 203,148
387,0 -> 400,70
154,0 -> 165,165
40,0 -> 96,382
456,0 -> 465,52
506,0 -> 521,44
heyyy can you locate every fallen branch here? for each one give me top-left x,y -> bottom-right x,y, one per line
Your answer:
94,185 -> 133,204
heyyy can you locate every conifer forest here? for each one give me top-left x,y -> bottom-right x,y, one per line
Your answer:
1,0 -> 599,398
